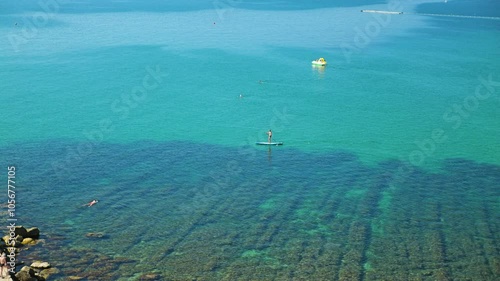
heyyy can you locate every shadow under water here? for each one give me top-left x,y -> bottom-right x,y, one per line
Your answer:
1,140 -> 499,280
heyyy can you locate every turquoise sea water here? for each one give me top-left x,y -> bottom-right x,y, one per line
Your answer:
1,0 -> 499,280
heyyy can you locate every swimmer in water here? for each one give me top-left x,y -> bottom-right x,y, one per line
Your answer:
84,199 -> 98,207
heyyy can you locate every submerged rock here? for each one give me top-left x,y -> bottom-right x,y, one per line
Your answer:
30,261 -> 51,269
14,270 -> 36,281
85,232 -> 107,239
138,273 -> 163,280
40,267 -> 60,279
19,266 -> 35,275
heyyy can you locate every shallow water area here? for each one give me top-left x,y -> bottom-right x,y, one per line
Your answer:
2,140 -> 499,280
1,0 -> 499,280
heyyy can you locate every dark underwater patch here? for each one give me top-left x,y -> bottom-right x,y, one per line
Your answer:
1,140 -> 498,280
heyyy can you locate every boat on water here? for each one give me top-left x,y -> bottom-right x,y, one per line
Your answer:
312,58 -> 327,66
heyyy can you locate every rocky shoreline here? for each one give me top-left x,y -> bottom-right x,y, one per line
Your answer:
1,226 -> 57,281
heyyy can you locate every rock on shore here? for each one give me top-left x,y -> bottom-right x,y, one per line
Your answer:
2,226 -> 40,247
1,226 -> 57,281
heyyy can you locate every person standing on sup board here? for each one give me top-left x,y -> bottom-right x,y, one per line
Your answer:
267,129 -> 272,143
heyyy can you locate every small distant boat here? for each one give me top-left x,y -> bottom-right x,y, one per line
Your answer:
312,58 -> 327,66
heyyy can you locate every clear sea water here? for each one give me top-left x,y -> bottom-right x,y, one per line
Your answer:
0,0 -> 499,280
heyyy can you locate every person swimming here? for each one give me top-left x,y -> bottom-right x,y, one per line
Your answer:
84,199 -> 98,207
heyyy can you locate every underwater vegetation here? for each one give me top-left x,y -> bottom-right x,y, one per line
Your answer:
2,142 -> 499,280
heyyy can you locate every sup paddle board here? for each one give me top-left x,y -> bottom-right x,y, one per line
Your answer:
255,142 -> 283,146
